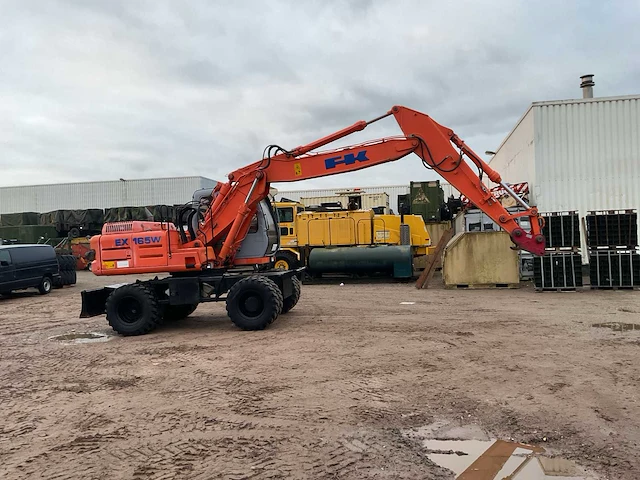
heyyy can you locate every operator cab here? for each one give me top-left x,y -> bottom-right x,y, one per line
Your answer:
190,188 -> 280,263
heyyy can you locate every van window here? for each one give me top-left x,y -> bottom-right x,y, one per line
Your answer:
0,250 -> 11,265
8,246 -> 53,264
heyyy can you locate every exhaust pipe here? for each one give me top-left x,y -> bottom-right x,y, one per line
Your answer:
580,74 -> 595,99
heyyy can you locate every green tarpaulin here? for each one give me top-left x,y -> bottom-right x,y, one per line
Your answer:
0,212 -> 40,227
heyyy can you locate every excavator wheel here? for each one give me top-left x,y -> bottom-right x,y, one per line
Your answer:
226,275 -> 283,330
105,283 -> 163,336
163,303 -> 198,322
281,275 -> 301,314
274,251 -> 299,271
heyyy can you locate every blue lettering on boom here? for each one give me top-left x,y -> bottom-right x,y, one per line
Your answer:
324,150 -> 369,169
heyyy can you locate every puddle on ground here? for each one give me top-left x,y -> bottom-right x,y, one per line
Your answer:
49,332 -> 111,344
402,421 -> 596,479
592,322 -> 640,332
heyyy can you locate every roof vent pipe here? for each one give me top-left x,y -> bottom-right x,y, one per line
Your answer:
580,74 -> 595,99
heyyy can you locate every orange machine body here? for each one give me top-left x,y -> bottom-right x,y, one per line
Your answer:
90,221 -> 210,275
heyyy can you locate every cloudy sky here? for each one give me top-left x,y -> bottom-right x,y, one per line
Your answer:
1,0 -> 638,193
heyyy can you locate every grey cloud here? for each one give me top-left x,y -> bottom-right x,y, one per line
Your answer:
0,0 -> 638,192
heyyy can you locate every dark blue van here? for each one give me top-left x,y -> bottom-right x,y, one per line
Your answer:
0,244 -> 61,296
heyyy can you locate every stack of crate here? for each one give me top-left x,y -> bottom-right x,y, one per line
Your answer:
533,211 -> 583,291
586,209 -> 639,290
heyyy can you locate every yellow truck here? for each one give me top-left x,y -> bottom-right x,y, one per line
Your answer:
273,201 -> 432,278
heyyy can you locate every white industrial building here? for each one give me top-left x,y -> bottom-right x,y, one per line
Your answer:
487,75 -> 639,256
0,176 -> 217,214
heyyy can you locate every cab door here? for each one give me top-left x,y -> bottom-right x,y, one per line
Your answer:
0,250 -> 16,290
276,206 -> 297,247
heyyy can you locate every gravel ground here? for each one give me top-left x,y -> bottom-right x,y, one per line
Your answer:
0,271 -> 638,479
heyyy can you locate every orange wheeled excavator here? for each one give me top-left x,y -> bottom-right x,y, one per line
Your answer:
80,105 -> 545,336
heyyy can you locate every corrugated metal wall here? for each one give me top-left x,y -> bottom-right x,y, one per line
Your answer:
0,177 -> 218,214
275,183 -> 458,214
534,96 -> 640,213
488,94 -> 640,262
535,96 -> 640,262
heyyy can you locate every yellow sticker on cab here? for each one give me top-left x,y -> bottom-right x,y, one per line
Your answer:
294,163 -> 302,176
102,261 -> 116,269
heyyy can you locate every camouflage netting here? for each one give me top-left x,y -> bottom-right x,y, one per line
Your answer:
104,207 -> 154,223
146,205 -> 177,223
0,225 -> 59,244
39,209 -> 104,228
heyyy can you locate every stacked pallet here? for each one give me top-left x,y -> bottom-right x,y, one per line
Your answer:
586,209 -> 639,290
534,211 -> 583,291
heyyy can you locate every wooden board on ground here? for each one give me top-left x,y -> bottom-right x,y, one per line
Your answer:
415,227 -> 454,289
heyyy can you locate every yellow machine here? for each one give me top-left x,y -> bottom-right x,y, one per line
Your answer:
273,201 -> 432,276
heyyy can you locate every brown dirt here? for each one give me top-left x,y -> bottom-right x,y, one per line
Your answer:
0,272 -> 639,479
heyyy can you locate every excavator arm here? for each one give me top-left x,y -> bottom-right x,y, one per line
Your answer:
194,105 -> 545,265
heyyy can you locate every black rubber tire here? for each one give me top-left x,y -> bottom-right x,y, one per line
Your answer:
226,276 -> 283,330
58,255 -> 75,272
274,250 -> 299,271
69,227 -> 80,238
52,275 -> 64,289
281,275 -> 301,314
38,276 -> 52,295
163,303 -> 198,322
105,283 -> 163,336
66,269 -> 77,285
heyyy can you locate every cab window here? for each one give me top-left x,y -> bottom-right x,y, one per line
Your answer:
248,214 -> 258,233
277,207 -> 294,223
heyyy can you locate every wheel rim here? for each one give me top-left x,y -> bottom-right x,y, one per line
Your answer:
238,290 -> 264,318
117,296 -> 144,324
44,279 -> 51,291
274,259 -> 289,270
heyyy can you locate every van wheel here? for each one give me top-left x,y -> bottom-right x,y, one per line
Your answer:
38,276 -> 52,295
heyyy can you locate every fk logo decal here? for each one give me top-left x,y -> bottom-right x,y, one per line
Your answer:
324,150 -> 369,169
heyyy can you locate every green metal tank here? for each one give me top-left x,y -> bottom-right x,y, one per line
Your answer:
307,245 -> 413,278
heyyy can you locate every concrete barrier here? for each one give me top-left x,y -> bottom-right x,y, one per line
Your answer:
443,231 -> 520,288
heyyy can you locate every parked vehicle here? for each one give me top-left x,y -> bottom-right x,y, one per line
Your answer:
272,200 -> 433,278
0,244 -> 61,296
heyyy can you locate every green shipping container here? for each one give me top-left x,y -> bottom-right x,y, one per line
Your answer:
410,181 -> 444,222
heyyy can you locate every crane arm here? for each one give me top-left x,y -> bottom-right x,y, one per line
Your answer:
194,105 -> 545,265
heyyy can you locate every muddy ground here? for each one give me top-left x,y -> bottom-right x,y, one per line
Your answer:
0,272 -> 639,479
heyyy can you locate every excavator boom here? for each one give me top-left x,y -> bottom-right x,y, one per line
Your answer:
205,106 -> 545,264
